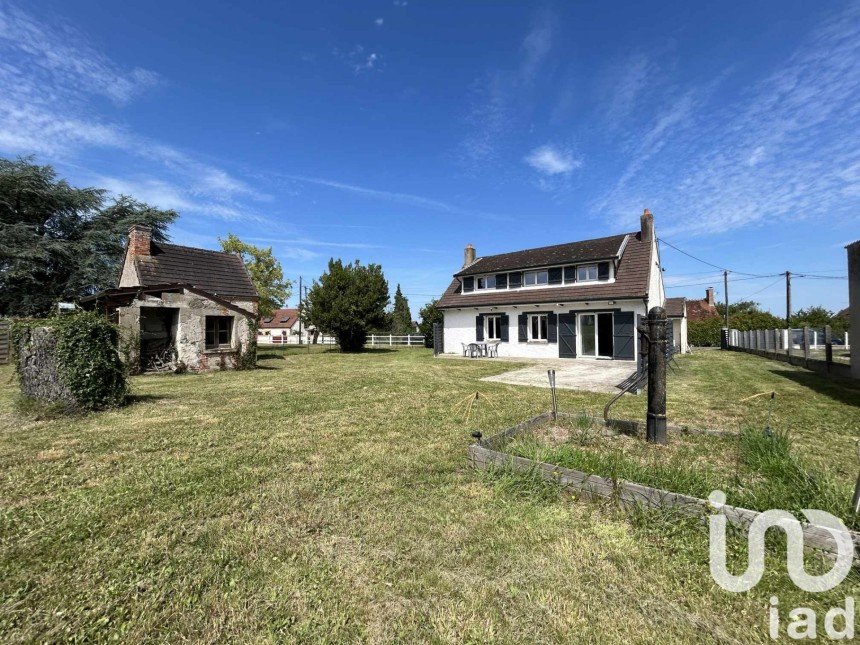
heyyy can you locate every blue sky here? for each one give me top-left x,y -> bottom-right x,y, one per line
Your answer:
1,1 -> 857,316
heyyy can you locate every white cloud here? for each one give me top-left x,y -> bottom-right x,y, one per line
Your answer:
460,10 -> 554,166
523,145 -> 582,175
0,2 -> 158,105
0,2 -> 269,222
374,18 -> 384,27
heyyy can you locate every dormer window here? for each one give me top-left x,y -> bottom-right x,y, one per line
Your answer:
577,264 -> 598,282
476,275 -> 496,290
523,270 -> 548,286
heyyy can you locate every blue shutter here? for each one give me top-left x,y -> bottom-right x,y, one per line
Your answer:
475,315 -> 484,341
548,268 -> 563,285
598,262 -> 610,281
462,276 -> 474,292
517,314 -> 527,342
548,313 -> 558,343
500,314 -> 509,341
495,273 -> 507,289
564,266 -> 576,283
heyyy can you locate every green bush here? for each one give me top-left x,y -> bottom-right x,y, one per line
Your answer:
13,311 -> 127,410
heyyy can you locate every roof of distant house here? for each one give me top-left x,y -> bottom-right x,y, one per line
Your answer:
664,297 -> 686,318
134,242 -> 258,300
259,308 -> 299,329
686,299 -> 718,322
438,231 -> 651,309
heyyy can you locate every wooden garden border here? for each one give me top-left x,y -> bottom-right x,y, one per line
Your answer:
469,413 -> 860,557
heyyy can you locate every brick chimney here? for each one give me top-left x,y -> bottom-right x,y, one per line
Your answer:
705,287 -> 715,307
640,208 -> 654,243
128,224 -> 152,257
463,243 -> 476,268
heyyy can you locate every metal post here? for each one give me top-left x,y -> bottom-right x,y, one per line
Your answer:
824,325 -> 833,366
646,307 -> 667,445
547,369 -> 557,421
785,271 -> 792,328
723,270 -> 729,330
298,276 -> 303,345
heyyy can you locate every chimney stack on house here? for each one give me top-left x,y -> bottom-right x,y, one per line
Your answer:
705,287 -> 715,307
463,243 -> 476,268
640,208 -> 654,243
128,224 -> 152,257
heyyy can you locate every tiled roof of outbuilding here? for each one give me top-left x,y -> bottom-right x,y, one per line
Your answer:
135,242 -> 258,300
664,297 -> 686,318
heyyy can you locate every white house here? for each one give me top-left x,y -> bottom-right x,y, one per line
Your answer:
258,308 -> 333,345
437,209 -> 685,360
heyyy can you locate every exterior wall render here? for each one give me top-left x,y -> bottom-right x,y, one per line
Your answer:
442,299 -> 647,359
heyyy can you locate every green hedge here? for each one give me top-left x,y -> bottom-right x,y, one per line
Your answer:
13,312 -> 127,410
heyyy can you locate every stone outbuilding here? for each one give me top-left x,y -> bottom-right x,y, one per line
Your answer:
81,225 -> 259,373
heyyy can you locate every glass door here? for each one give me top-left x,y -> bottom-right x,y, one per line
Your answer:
580,314 -> 596,357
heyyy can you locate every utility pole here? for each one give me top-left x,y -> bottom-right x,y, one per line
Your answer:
785,271 -> 791,328
723,270 -> 729,330
298,276 -> 303,345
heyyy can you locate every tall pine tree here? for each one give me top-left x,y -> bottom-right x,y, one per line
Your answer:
391,284 -> 413,334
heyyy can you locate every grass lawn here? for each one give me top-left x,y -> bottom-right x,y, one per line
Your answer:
1,348 -> 858,642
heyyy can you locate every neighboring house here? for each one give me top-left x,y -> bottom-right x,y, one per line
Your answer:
258,307 -> 332,344
437,209 -> 681,360
81,224 -> 258,372
686,288 -> 719,322
664,297 -> 689,353
258,308 -> 300,343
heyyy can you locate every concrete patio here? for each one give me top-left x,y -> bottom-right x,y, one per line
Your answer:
478,358 -> 637,393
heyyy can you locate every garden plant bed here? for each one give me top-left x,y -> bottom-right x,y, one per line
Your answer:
469,412 -> 860,555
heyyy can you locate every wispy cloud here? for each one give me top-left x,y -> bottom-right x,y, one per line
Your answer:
0,1 -> 269,222
0,2 -> 159,105
595,4 -> 860,236
374,18 -> 384,27
523,145 -> 582,175
246,236 -> 384,250
460,9 -> 554,165
281,174 -> 509,221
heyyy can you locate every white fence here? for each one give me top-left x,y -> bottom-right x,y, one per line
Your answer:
367,334 -> 425,347
727,325 -> 852,379
258,334 -> 337,345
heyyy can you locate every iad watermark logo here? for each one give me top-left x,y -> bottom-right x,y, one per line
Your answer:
708,490 -> 856,640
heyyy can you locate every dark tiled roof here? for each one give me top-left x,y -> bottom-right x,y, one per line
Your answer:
135,243 -> 258,300
665,297 -> 686,318
455,233 -> 628,277
438,231 -> 651,309
259,308 -> 299,329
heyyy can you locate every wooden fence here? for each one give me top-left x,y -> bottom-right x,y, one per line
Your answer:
367,334 -> 425,347
727,324 -> 852,379
0,319 -> 9,365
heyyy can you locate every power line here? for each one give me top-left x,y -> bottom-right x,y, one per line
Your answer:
657,237 -> 772,277
665,274 -> 782,289
741,275 -> 785,299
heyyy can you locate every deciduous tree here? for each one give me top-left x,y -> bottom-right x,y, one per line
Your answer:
219,234 -> 291,317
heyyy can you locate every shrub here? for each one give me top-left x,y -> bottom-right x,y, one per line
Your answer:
418,299 -> 443,349
13,311 -> 127,410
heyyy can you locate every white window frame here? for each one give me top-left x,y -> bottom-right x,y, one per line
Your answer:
523,270 -> 549,286
485,314 -> 502,340
529,313 -> 548,341
577,264 -> 598,282
476,275 -> 497,290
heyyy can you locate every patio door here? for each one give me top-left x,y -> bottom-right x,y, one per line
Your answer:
579,312 -> 614,358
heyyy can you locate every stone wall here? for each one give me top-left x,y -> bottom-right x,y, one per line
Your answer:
117,290 -> 256,373
16,326 -> 76,404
